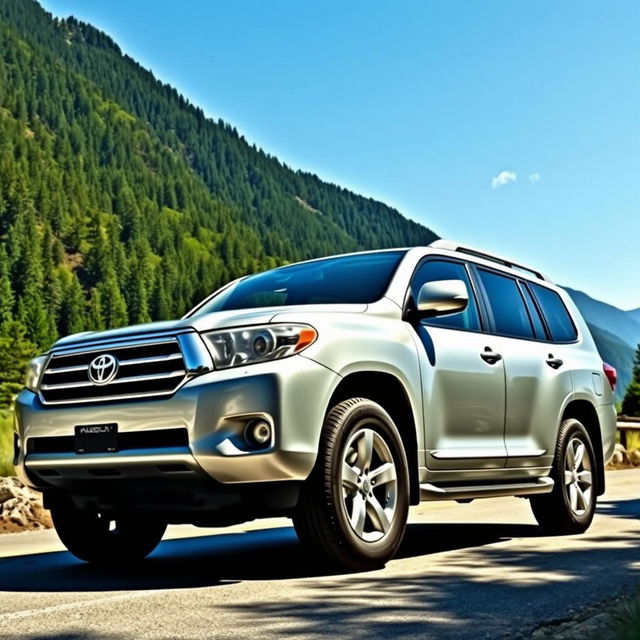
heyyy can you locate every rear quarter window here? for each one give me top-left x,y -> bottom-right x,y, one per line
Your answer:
530,283 -> 578,342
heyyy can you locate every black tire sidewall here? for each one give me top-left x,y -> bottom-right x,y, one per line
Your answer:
327,399 -> 410,563
556,419 -> 598,528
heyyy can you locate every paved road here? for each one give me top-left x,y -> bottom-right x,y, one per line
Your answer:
0,469 -> 638,640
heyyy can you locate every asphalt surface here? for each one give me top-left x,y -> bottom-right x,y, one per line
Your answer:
0,469 -> 638,640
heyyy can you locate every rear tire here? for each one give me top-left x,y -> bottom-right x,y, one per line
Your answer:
530,418 -> 598,535
51,501 -> 166,565
293,397 -> 410,571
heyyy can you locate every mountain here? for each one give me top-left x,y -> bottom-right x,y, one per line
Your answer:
564,288 -> 640,350
565,288 -> 640,402
586,324 -> 635,402
0,0 -> 635,411
0,0 -> 436,366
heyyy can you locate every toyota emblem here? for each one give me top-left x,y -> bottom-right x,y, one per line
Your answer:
88,354 -> 119,385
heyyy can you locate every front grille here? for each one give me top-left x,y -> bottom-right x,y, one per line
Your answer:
39,338 -> 188,405
27,428 -> 190,454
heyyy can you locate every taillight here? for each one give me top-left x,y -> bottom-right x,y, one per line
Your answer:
603,362 -> 617,391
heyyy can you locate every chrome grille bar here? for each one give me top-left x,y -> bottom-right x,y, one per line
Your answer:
45,352 -> 183,375
38,335 -> 195,406
41,370 -> 187,391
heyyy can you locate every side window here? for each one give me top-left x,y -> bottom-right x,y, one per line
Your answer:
520,282 -> 548,340
530,283 -> 578,342
477,269 -> 534,339
410,259 -> 480,331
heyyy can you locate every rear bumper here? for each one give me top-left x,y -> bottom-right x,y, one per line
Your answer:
14,355 -> 337,494
598,402 -> 617,464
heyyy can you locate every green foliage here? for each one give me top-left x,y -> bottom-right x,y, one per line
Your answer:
622,382 -> 640,417
612,589 -> 640,640
0,410 -> 13,476
588,323 -> 635,403
0,0 -> 437,416
0,322 -> 37,407
622,344 -> 640,416
633,343 -> 640,384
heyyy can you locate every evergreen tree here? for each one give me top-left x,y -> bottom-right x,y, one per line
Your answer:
58,271 -> 87,336
96,272 -> 128,328
87,288 -> 105,332
0,321 -> 37,406
0,246 -> 14,328
0,0 -> 438,412
622,344 -> 640,417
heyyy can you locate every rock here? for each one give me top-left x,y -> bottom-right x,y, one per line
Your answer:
0,486 -> 12,503
7,506 -> 27,527
630,449 -> 640,466
610,450 -> 625,465
0,477 -> 52,532
1,497 -> 18,512
588,613 -> 610,627
609,443 -> 630,466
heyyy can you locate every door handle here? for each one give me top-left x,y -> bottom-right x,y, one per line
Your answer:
546,355 -> 564,369
480,347 -> 502,365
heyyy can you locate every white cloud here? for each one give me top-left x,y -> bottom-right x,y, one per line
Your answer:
528,173 -> 541,183
491,170 -> 517,189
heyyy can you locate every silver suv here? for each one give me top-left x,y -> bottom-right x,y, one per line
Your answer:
15,240 -> 616,570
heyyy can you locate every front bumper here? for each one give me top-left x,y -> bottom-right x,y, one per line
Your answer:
15,355 -> 337,491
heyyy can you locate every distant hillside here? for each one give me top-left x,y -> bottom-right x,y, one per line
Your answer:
565,288 -> 640,402
0,0 -> 436,359
629,308 -> 640,324
587,324 -> 635,402
564,288 -> 640,349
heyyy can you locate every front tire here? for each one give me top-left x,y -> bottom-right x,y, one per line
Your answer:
293,397 -> 410,571
51,501 -> 166,565
530,418 -> 598,534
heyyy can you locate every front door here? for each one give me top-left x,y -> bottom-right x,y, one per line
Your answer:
409,258 -> 507,470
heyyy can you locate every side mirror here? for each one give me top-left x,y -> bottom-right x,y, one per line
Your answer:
416,279 -> 469,317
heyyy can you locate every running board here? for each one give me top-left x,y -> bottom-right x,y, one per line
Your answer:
419,477 -> 554,502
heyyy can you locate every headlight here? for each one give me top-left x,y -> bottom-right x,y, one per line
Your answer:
202,324 -> 317,370
25,355 -> 48,392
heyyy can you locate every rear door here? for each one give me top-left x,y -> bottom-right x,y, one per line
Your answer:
473,268 -> 573,470
409,258 -> 507,470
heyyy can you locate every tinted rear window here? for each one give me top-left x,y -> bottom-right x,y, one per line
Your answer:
520,283 -> 548,340
193,251 -> 406,313
477,269 -> 534,339
530,283 -> 578,342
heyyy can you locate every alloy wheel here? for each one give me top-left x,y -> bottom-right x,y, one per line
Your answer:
340,427 -> 399,543
563,437 -> 593,516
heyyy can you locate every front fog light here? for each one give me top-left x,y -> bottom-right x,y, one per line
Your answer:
245,420 -> 272,448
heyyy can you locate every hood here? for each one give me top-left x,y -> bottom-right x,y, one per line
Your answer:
52,303 -> 367,350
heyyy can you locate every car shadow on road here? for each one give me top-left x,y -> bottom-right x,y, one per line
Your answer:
0,520 -> 546,593
1,498 -> 639,639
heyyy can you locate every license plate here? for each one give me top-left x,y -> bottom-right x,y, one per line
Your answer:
75,423 -> 118,454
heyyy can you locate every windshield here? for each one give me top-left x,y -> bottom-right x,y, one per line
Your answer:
192,250 -> 406,315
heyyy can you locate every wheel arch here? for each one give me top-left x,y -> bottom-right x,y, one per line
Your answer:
327,371 -> 421,505
562,399 -> 605,496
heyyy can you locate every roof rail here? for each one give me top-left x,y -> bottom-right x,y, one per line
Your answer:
429,239 -> 549,281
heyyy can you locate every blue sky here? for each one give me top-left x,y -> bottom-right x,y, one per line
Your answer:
41,0 -> 640,309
